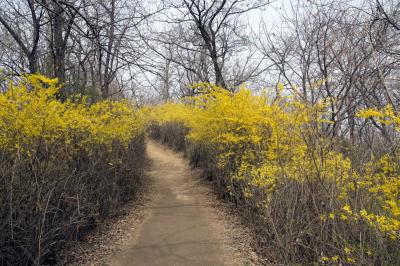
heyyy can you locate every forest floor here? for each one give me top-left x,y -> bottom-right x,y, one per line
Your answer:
60,140 -> 260,266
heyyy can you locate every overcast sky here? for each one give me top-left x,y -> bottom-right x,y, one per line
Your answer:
247,0 -> 292,32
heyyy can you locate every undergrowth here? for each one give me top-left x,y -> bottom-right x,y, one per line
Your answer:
0,75 -> 146,264
146,82 -> 400,265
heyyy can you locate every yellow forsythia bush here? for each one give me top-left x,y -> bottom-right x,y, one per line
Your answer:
146,83 -> 399,264
0,74 -> 143,152
0,75 -> 145,264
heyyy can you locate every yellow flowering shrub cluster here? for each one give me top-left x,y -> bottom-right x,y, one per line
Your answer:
0,74 -> 145,264
147,83 -> 400,264
0,74 -> 143,153
351,108 -> 400,238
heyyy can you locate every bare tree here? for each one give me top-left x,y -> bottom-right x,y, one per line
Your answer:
0,0 -> 44,74
154,0 -> 270,90
256,0 -> 400,146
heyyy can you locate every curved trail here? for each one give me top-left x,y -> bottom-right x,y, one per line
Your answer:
108,140 -> 238,266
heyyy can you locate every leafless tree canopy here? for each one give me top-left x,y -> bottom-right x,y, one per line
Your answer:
0,0 -> 399,138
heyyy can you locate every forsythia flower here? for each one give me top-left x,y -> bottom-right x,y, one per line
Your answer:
147,83 -> 400,263
0,74 -> 143,156
343,204 -> 353,214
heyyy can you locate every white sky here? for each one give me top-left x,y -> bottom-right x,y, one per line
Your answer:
247,0 -> 292,32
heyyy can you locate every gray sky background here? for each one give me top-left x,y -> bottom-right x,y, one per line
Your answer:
247,0 -> 292,32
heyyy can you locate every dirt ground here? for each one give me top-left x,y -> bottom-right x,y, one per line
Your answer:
60,140 -> 260,266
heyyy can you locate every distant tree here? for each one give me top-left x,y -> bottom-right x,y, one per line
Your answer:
0,0 -> 44,74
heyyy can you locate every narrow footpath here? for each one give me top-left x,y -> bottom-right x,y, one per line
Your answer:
107,140 -> 248,266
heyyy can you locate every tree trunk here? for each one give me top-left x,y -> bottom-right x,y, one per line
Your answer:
51,2 -> 66,84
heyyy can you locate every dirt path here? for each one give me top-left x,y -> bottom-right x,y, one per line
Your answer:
106,140 -> 246,266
